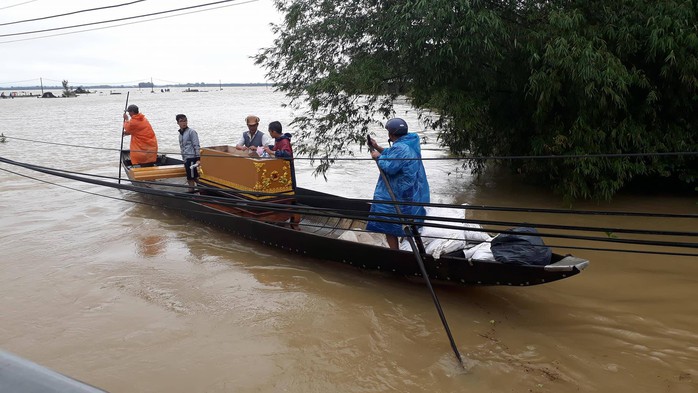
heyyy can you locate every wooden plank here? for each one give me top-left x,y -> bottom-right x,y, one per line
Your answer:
131,165 -> 183,173
131,165 -> 186,181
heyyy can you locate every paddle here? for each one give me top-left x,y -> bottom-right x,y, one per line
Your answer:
117,92 -> 130,184
367,134 -> 464,367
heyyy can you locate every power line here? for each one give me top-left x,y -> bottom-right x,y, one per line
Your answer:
1,162 -> 696,257
0,0 -> 39,11
0,0 -> 260,44
22,160 -> 690,223
5,162 -> 697,258
0,77 -> 40,85
4,135 -> 697,163
0,0 -> 147,27
0,0 -> 254,38
448,151 -> 698,161
41,77 -> 148,85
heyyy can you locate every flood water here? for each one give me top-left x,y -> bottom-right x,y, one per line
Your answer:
0,87 -> 696,392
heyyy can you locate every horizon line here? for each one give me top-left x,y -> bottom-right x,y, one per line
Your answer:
0,82 -> 273,90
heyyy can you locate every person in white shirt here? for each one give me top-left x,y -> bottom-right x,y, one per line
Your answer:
235,114 -> 272,151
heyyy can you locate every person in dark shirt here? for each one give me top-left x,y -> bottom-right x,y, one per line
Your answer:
263,121 -> 293,158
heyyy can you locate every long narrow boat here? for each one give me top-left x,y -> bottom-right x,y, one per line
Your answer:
121,147 -> 588,286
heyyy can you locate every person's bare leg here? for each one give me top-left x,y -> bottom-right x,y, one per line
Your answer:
386,234 -> 399,250
187,179 -> 196,192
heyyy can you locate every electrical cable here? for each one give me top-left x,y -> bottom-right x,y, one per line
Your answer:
4,135 -> 697,164
0,0 -> 250,45
2,164 -> 696,258
0,78 -> 41,85
0,0 -> 39,11
0,0 -> 147,27
0,0 -> 256,38
1,155 -> 696,252
1,142 -> 695,220
9,155 -> 698,224
0,150 -> 686,221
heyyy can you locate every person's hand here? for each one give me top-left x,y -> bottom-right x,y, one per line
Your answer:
371,150 -> 381,159
369,137 -> 386,153
123,112 -> 128,121
264,146 -> 273,155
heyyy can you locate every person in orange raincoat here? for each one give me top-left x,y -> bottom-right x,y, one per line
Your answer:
123,104 -> 158,165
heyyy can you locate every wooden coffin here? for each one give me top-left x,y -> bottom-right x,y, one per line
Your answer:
198,145 -> 295,200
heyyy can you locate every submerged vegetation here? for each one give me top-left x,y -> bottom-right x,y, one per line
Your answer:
256,0 -> 697,201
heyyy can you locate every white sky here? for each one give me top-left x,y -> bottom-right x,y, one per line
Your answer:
0,0 -> 281,87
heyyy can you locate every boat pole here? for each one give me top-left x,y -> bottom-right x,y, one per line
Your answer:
367,135 -> 464,367
117,92 -> 130,184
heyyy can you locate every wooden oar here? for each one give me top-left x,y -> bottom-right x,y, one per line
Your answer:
117,92 -> 130,184
367,135 -> 464,367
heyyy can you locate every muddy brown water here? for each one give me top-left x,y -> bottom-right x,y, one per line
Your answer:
0,88 -> 696,392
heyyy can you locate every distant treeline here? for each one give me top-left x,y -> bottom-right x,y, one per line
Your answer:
1,83 -> 271,90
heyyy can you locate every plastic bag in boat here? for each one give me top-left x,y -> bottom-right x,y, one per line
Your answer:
463,241 -> 494,261
339,228 -> 389,248
399,205 -> 492,259
490,227 -> 551,266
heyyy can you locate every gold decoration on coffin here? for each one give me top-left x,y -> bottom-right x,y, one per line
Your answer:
254,163 -> 291,191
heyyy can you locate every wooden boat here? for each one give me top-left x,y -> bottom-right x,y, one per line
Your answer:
120,147 -> 588,287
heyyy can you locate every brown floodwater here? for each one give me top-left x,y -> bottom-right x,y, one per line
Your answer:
0,88 -> 696,392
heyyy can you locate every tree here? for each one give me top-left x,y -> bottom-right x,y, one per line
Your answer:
255,0 -> 697,201
61,80 -> 75,97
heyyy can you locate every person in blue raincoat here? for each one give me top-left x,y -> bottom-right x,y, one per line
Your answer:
366,118 -> 430,249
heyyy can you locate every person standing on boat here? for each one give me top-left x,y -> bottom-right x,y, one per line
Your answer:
366,118 -> 430,250
176,114 -> 201,192
122,104 -> 158,165
263,121 -> 293,158
235,114 -> 272,151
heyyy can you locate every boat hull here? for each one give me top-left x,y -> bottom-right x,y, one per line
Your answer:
120,151 -> 587,286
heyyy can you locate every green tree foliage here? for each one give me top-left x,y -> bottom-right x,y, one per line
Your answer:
255,0 -> 697,200
61,80 -> 75,98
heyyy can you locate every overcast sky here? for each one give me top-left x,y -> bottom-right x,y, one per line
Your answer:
0,0 -> 281,87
